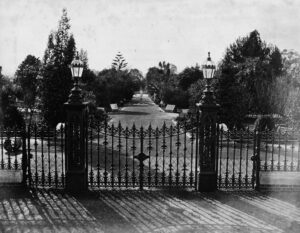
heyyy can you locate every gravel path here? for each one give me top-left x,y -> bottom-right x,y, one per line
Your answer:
109,94 -> 178,128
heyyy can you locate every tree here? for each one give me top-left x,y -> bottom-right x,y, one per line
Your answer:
158,61 -> 170,75
128,68 -> 144,90
281,49 -> 300,124
161,87 -> 189,109
146,67 -> 162,96
146,61 -> 178,103
178,65 -> 203,91
216,30 -> 284,128
87,68 -> 140,109
1,78 -> 24,128
40,8 -> 76,126
112,52 -> 128,71
188,79 -> 206,107
15,55 -> 41,125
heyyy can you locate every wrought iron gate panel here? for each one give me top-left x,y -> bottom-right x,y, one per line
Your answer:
217,128 -> 256,189
0,127 -> 24,171
25,124 -> 66,187
86,118 -> 199,189
258,129 -> 300,172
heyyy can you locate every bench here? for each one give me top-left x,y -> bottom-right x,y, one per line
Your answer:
97,107 -> 106,114
165,104 -> 176,113
179,109 -> 189,118
110,104 -> 119,112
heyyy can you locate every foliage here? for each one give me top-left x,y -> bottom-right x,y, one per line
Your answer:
187,79 -> 207,107
1,78 -> 24,128
281,49 -> 300,123
14,55 -> 41,124
112,52 -> 128,71
146,67 -> 162,96
146,62 -> 206,109
146,61 -> 178,103
161,87 -> 189,109
86,68 -> 141,110
129,68 -> 144,89
216,30 -> 285,128
3,106 -> 25,129
40,8 -> 76,126
178,65 -> 203,91
254,115 -> 275,131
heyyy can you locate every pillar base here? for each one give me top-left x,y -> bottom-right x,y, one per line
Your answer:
65,170 -> 87,194
198,172 -> 217,192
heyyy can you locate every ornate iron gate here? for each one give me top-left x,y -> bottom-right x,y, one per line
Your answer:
86,117 -> 200,189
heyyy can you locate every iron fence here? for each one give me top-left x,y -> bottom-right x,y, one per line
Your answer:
217,128 -> 256,189
0,127 -> 24,171
1,121 -> 300,190
259,130 -> 300,172
86,118 -> 199,189
26,124 -> 66,188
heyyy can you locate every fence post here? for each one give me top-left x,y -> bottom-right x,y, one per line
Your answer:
197,80 -> 219,192
21,124 -> 27,186
255,130 -> 261,191
64,71 -> 89,193
252,130 -> 261,191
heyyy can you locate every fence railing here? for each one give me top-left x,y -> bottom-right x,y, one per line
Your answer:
0,125 -> 66,187
86,119 -> 199,189
217,128 -> 256,189
25,124 -> 66,188
1,123 -> 300,190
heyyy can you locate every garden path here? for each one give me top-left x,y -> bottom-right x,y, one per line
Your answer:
109,94 -> 178,128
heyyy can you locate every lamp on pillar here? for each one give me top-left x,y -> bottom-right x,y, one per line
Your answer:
197,52 -> 219,192
68,53 -> 84,104
65,52 -> 88,193
198,52 -> 217,106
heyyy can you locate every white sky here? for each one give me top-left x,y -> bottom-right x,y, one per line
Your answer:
0,0 -> 300,76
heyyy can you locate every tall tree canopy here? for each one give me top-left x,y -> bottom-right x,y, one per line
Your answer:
15,55 -> 41,124
40,8 -> 76,126
281,49 -> 300,123
177,65 -> 203,91
1,77 -> 24,128
146,61 -> 177,101
216,30 -> 284,128
86,68 -> 140,109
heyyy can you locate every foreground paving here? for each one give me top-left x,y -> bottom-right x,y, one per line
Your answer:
0,187 -> 300,233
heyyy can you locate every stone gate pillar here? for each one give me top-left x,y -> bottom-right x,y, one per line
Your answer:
197,52 -> 219,192
64,55 -> 88,193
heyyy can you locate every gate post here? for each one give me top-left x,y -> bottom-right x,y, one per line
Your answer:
197,52 -> 219,192
21,124 -> 28,186
253,130 -> 261,191
64,55 -> 88,193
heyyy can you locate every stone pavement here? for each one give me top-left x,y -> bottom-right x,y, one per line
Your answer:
0,187 -> 300,233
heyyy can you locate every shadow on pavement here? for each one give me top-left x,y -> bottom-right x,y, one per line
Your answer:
0,187 -> 300,233
0,187 -> 136,233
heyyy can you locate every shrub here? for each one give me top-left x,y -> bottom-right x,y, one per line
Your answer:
3,106 -> 25,128
254,115 -> 275,131
162,87 -> 189,109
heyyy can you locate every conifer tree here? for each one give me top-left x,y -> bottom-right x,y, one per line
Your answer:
112,52 -> 128,71
40,8 -> 76,126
